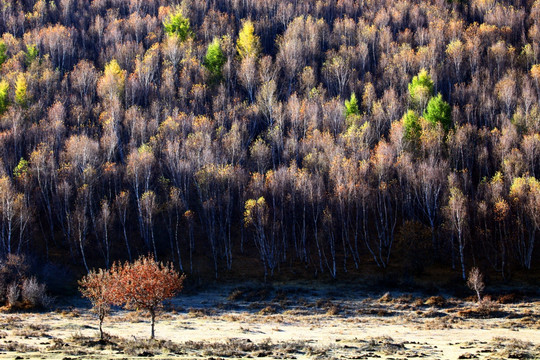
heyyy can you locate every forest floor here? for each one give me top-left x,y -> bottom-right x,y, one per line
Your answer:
0,283 -> 538,359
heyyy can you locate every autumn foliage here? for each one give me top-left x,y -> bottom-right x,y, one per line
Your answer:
79,256 -> 185,340
0,0 -> 540,285
78,269 -> 115,340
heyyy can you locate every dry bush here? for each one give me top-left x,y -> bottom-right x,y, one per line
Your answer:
458,297 -> 501,318
21,277 -> 53,308
6,282 -> 20,306
477,297 -> 500,315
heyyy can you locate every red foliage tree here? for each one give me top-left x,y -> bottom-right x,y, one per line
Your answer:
111,255 -> 185,339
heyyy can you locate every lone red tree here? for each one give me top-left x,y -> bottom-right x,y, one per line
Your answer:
112,255 -> 185,339
78,268 -> 115,340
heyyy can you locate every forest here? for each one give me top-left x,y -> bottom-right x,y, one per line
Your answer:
0,0 -> 539,286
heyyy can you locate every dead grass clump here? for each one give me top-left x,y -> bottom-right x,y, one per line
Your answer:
315,298 -> 332,307
121,338 -> 183,356
356,307 -> 393,316
326,304 -> 340,316
424,295 -> 447,307
497,293 -> 522,304
491,337 -> 539,359
58,308 -> 81,318
228,289 -> 244,301
394,294 -> 414,304
422,309 -> 447,318
13,323 -> 51,338
187,307 -> 209,318
228,287 -> 272,302
283,308 -> 309,316
360,336 -> 405,355
458,298 -> 501,318
184,338 -> 265,358
378,292 -> 392,303
3,340 -> 39,352
458,352 -> 479,359
258,306 -> 276,315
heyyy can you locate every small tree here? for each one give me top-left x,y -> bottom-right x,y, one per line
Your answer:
237,20 -> 261,59
344,93 -> 359,118
0,80 -> 8,114
15,73 -> 28,108
467,267 -> 485,303
408,69 -> 434,111
423,93 -> 451,131
113,256 -> 185,339
402,109 -> 420,142
0,40 -> 6,67
78,269 -> 115,340
163,7 -> 192,41
203,38 -> 226,80
25,44 -> 38,66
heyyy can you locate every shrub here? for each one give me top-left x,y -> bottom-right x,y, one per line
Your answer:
477,297 -> 500,316
21,277 -> 51,308
6,283 -> 20,306
78,269 -> 115,340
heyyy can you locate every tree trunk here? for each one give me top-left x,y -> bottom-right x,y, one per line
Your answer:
99,314 -> 104,340
150,308 -> 155,339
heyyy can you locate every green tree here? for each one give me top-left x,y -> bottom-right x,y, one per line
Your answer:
15,73 -> 28,107
344,92 -> 359,117
237,20 -> 261,59
203,38 -> 226,79
423,93 -> 451,131
408,69 -> 434,110
13,158 -> 29,179
163,8 -> 192,41
0,80 -> 8,114
25,44 -> 38,66
0,40 -> 7,67
402,110 -> 421,141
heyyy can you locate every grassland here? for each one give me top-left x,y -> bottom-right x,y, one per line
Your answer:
0,283 -> 538,359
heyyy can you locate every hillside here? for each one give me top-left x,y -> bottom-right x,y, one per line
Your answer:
0,0 -> 539,286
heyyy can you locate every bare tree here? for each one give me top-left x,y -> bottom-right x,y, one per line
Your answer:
467,267 -> 485,303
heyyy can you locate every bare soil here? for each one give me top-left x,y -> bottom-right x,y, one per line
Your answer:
0,283 -> 538,359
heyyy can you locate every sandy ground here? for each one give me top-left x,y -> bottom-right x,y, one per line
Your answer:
0,283 -> 538,359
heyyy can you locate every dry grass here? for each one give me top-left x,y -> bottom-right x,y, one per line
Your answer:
0,285 -> 536,359
424,295 -> 447,307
